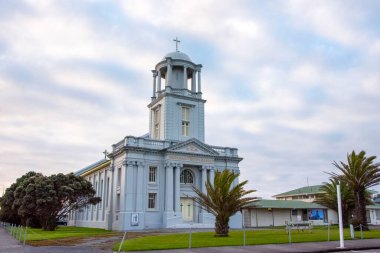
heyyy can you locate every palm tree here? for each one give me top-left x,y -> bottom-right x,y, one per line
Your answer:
192,169 -> 256,237
315,177 -> 355,227
330,150 -> 380,230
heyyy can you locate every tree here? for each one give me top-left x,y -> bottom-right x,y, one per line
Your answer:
39,173 -> 101,230
13,173 -> 47,227
0,172 -> 100,231
192,169 -> 256,237
0,171 -> 42,227
315,177 -> 355,227
330,150 -> 380,230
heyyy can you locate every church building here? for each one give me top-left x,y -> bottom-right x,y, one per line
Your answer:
68,41 -> 243,231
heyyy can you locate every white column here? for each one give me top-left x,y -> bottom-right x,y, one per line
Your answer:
152,71 -> 157,97
166,60 -> 172,87
234,169 -> 240,187
136,162 -> 144,211
183,66 -> 187,89
125,161 -> 134,211
157,70 -> 161,91
191,70 -> 196,92
107,165 -> 115,230
210,168 -> 215,186
102,170 -> 107,221
91,176 -> 95,220
201,166 -> 207,194
119,164 -> 126,212
165,164 -> 174,211
96,171 -> 101,221
197,68 -> 202,93
174,165 -> 181,213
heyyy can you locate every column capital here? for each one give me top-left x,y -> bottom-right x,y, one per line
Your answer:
174,163 -> 183,169
151,70 -> 158,76
165,161 -> 174,168
126,160 -> 135,166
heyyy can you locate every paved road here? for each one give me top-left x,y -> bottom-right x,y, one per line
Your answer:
1,226 -> 380,253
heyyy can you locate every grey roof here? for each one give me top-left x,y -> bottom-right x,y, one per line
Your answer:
245,199 -> 327,209
164,51 -> 192,62
273,185 -> 324,198
75,159 -> 108,176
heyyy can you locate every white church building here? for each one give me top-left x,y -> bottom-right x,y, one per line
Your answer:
68,43 -> 243,231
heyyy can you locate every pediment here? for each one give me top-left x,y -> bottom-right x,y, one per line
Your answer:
166,139 -> 219,156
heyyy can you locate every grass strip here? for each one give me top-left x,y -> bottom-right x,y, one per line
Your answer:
114,227 -> 380,252
25,226 -> 115,241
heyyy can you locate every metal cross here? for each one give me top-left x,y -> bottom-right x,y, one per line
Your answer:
103,149 -> 108,159
173,37 -> 180,51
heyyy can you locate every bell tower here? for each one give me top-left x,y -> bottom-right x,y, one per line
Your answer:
148,38 -> 205,142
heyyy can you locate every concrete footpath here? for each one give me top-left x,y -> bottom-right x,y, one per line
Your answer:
0,226 -> 24,253
1,226 -> 380,253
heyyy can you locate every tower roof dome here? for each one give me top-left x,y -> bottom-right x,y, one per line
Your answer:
163,51 -> 192,62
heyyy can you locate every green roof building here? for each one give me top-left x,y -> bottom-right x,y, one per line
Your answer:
273,185 -> 324,202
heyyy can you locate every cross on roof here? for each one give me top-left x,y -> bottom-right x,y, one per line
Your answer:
173,37 -> 180,52
103,149 -> 109,159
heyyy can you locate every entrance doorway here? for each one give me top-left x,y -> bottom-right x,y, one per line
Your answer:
181,198 -> 194,222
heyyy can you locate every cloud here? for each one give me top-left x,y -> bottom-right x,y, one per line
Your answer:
0,0 -> 379,198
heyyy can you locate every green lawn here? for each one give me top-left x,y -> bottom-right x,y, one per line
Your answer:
23,226 -> 115,241
115,226 -> 380,252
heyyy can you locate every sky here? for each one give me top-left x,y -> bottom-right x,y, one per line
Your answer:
0,0 -> 380,198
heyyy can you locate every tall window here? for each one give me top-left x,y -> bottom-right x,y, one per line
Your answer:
182,107 -> 190,136
116,195 -> 120,211
149,166 -> 157,183
180,169 -> 194,184
154,108 -> 160,139
117,167 -> 121,187
148,193 -> 157,209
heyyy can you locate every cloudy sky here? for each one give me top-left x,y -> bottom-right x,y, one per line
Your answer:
1,0 -> 379,198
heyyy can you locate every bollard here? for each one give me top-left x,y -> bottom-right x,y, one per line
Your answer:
18,226 -> 22,241
189,224 -> 192,249
10,224 -> 14,236
23,226 -> 28,245
243,224 -> 246,246
288,225 -> 292,244
360,224 -> 363,240
349,224 -> 355,239
327,224 -> 330,242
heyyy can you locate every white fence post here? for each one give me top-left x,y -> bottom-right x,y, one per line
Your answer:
23,226 -> 28,245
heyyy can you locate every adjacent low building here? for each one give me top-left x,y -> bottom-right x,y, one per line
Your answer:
243,199 -> 338,227
366,204 -> 380,225
244,185 -> 380,228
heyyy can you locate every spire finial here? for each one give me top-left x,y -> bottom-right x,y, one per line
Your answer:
173,37 -> 180,52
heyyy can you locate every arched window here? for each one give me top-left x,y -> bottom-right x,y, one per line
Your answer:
180,169 -> 194,184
